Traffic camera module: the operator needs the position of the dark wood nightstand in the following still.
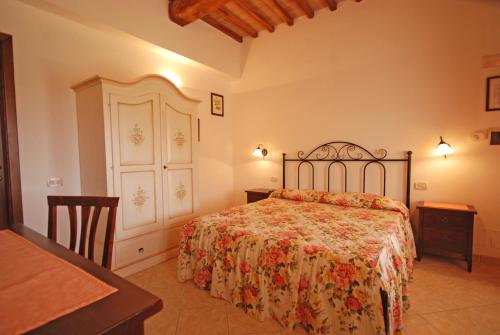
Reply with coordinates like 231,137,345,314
245,188,274,204
416,202,477,272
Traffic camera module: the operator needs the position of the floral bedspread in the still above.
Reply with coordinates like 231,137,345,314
178,190,416,335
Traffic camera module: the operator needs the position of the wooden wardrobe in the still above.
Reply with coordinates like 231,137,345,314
72,75,199,276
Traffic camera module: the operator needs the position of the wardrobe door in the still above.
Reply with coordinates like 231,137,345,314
110,93,163,240
161,99,197,227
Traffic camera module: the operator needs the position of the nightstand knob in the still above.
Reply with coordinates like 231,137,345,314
441,216,448,223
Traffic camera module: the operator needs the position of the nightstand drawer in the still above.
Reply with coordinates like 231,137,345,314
423,210,468,231
423,227,467,255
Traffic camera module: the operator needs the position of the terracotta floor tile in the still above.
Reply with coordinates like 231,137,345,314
226,305,282,335
401,312,442,335
181,281,228,309
409,284,462,314
128,265,185,308
421,305,500,335
177,306,228,335
468,304,500,332
144,304,180,335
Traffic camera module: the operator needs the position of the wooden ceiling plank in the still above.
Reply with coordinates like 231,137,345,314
169,0,231,26
262,0,294,26
293,0,314,18
217,7,259,38
323,0,338,11
232,0,275,32
201,15,243,42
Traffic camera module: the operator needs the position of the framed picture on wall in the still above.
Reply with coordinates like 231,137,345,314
211,93,224,117
486,76,500,111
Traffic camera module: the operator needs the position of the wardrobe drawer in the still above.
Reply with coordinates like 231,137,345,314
115,230,166,268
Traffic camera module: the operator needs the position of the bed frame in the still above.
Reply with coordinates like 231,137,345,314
282,141,413,334
282,141,412,207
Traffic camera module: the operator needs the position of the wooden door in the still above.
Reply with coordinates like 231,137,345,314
0,49,8,227
110,93,163,240
161,99,197,227
0,33,22,228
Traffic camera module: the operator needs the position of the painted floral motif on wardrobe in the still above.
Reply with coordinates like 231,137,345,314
132,186,149,207
176,182,187,201
128,123,145,145
174,129,186,147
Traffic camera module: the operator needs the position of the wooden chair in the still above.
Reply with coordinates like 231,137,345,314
47,196,119,269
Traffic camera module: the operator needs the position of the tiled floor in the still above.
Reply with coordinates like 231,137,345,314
127,256,500,335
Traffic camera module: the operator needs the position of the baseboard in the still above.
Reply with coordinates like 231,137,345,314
473,254,500,266
113,247,179,277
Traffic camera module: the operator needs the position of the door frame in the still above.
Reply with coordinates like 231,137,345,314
0,33,23,225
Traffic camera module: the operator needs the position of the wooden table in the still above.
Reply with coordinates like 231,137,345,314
3,224,163,334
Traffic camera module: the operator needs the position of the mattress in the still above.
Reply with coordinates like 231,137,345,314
178,189,416,334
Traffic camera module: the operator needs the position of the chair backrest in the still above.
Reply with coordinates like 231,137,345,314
47,196,119,269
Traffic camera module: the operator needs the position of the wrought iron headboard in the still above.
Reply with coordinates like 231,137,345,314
282,141,413,208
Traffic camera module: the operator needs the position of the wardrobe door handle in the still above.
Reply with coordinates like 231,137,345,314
163,165,167,170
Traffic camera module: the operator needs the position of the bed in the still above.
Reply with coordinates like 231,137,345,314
178,142,416,335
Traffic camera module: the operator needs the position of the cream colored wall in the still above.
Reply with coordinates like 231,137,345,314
0,0,234,237
232,0,500,257
18,0,243,77
3,0,500,259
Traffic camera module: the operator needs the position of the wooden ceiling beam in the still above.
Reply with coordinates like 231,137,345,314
217,7,259,38
262,0,294,26
201,15,243,42
293,0,314,18
323,0,338,11
483,54,500,68
232,0,275,33
169,0,231,26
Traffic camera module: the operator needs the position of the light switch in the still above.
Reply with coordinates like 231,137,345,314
414,181,428,191
47,177,63,187
270,176,278,183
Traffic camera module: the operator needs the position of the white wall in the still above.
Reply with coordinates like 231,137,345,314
232,0,500,257
0,0,234,236
18,0,243,77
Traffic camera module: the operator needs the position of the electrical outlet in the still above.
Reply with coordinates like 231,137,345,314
270,176,278,183
414,181,428,191
47,177,63,187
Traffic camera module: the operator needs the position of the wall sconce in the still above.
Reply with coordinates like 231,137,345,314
252,144,268,158
435,136,455,158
